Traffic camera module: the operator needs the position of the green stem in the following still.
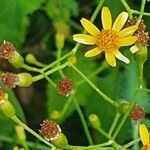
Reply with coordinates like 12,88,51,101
70,64,119,108
73,97,93,145
77,61,108,86
57,48,65,77
123,138,140,149
21,64,42,73
138,0,147,21
112,88,141,140
59,93,75,121
90,0,105,22
132,10,150,16
132,121,140,150
68,20,83,31
94,127,122,149
45,76,56,88
42,51,73,71
108,112,121,136
120,0,132,17
142,88,150,92
0,135,50,150
10,115,55,148
32,63,68,82
34,61,46,67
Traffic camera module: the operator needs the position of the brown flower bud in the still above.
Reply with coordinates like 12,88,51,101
39,120,61,141
57,78,73,96
0,41,16,59
129,105,145,121
1,72,19,88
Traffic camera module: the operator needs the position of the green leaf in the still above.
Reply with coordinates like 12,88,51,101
44,0,79,22
0,0,44,47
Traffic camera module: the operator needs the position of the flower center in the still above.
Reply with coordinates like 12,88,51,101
142,144,150,150
96,30,119,52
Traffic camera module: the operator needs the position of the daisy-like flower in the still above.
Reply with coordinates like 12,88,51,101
73,7,138,67
139,124,150,150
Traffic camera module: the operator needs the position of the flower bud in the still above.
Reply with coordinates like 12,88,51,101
50,110,60,120
0,41,24,68
1,72,33,88
129,105,145,121
17,73,33,87
0,88,15,118
68,55,77,66
15,125,26,143
134,47,148,65
25,53,37,64
57,78,73,96
118,101,129,114
51,132,68,149
55,34,64,50
9,51,24,68
88,114,101,129
0,99,15,118
39,120,68,149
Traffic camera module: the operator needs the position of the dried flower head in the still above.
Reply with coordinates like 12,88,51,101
127,17,149,53
73,7,138,67
39,120,61,141
0,41,16,60
57,78,73,96
1,72,19,88
129,105,145,121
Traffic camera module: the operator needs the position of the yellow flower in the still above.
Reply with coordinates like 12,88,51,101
139,124,150,150
73,7,138,67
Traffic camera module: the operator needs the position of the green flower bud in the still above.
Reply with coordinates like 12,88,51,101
9,51,24,68
15,125,26,143
50,110,60,120
25,54,37,64
55,34,65,50
17,73,33,87
134,47,148,65
51,133,68,149
0,99,15,118
89,114,101,129
118,101,129,114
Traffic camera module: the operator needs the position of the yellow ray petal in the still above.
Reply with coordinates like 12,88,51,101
113,49,130,64
118,25,138,38
130,45,139,53
80,18,100,36
101,7,112,30
105,52,116,67
139,124,150,145
118,36,137,46
112,12,128,32
73,34,96,45
85,47,102,57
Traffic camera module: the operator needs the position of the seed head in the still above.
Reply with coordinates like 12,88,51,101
1,72,19,88
127,17,149,48
0,41,16,60
129,105,145,121
57,78,73,96
39,120,61,141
